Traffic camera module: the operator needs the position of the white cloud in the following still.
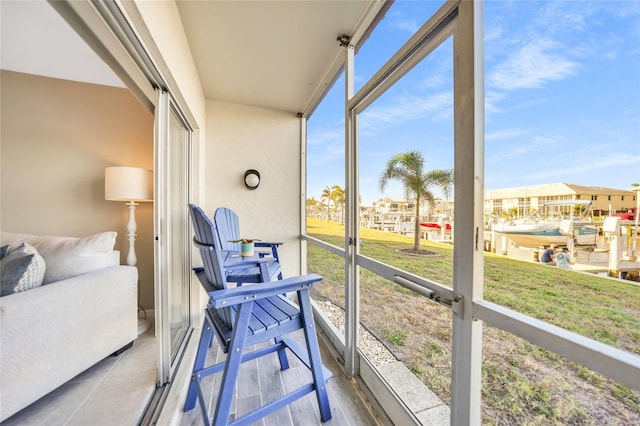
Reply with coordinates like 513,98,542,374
521,153,640,182
307,141,344,165
490,143,538,161
307,126,341,146
307,125,345,165
387,10,420,35
535,2,588,33
485,128,527,142
359,91,452,136
488,39,580,91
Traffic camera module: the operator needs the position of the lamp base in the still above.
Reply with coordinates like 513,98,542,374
138,318,151,335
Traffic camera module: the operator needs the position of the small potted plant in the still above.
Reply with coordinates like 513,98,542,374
229,238,261,257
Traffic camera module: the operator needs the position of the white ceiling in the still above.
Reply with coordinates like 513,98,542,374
176,1,382,113
1,0,384,114
0,0,124,88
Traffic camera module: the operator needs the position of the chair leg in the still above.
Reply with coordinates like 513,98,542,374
297,290,332,422
274,336,290,370
184,318,214,412
212,301,254,426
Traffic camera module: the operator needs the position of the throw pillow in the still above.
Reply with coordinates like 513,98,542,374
0,243,46,296
0,231,117,284
0,244,9,259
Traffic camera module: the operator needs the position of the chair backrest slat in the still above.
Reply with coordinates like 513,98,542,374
188,204,234,327
214,207,241,252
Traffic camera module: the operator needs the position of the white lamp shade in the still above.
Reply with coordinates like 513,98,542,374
105,166,153,202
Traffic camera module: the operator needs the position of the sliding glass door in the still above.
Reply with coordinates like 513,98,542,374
154,89,192,383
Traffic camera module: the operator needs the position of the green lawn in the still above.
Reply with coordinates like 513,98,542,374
306,217,640,425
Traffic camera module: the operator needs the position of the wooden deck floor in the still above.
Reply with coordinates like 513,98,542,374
177,329,383,426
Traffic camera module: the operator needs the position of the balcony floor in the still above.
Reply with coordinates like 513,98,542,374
178,328,383,425
1,326,383,426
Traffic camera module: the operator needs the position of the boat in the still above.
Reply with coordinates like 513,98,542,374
612,207,637,221
420,222,452,230
492,219,598,247
492,200,598,247
492,219,564,247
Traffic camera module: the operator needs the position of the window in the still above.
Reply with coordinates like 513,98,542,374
305,1,639,423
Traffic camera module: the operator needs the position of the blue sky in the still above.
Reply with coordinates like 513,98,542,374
307,1,640,206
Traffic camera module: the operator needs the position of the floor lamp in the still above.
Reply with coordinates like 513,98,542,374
105,166,153,335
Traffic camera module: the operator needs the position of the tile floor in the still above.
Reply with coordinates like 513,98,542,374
2,327,383,426
1,328,157,426
178,329,382,426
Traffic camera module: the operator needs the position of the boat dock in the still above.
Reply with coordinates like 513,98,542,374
571,260,640,276
485,216,640,281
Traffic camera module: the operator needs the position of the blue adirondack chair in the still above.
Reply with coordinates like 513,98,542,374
214,207,283,280
184,204,332,425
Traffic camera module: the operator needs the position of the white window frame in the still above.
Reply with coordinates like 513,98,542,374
303,1,640,424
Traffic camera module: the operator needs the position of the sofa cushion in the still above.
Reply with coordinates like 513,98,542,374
0,232,118,284
0,243,46,296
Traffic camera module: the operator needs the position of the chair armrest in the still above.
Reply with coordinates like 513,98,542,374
222,256,273,269
192,255,274,272
219,249,273,266
209,274,322,308
254,241,283,247
254,242,283,260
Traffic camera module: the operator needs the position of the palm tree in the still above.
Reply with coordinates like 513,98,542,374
320,186,334,221
306,197,319,216
379,150,453,252
440,169,454,216
331,185,345,224
320,185,346,222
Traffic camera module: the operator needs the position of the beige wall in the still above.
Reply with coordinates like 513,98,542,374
133,0,206,129
206,100,302,276
0,70,155,310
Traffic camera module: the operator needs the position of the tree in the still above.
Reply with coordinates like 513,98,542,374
320,186,334,221
321,185,346,222
306,197,319,216
379,150,453,252
331,185,345,224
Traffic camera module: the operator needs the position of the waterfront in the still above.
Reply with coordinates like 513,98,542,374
488,231,640,282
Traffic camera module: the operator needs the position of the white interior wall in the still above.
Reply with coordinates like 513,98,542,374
205,100,302,276
0,70,155,310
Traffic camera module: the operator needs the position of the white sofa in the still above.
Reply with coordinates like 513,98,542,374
0,231,138,422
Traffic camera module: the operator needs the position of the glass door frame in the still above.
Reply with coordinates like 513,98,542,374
154,88,194,384
346,2,483,423
303,1,484,423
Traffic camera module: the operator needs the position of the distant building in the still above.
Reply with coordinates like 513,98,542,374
485,183,637,218
373,197,454,217
373,198,415,213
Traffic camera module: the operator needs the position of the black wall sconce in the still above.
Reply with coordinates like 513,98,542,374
244,169,260,190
